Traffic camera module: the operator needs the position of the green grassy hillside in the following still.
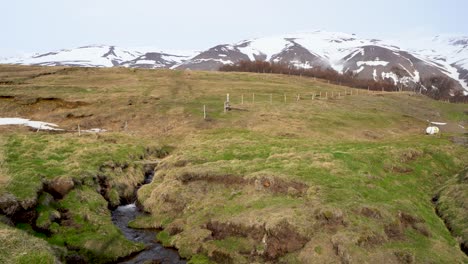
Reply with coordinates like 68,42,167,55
0,65,466,263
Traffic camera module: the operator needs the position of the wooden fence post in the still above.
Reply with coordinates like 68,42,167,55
203,105,206,120
78,124,81,136
253,93,255,104
241,94,244,105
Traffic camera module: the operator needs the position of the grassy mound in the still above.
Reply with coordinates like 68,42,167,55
0,222,57,264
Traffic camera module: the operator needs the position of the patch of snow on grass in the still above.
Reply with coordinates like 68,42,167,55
0,118,62,130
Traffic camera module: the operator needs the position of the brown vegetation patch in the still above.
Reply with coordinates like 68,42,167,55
65,113,94,119
0,193,20,216
7,96,89,108
206,221,265,241
384,164,414,174
166,219,185,236
177,172,309,196
254,177,308,196
315,208,347,229
394,250,415,264
360,206,382,219
206,220,308,260
392,166,414,174
331,236,352,264
58,208,80,228
384,220,405,240
177,172,247,186
44,177,75,199
400,149,423,163
398,212,423,229
210,249,234,264
385,212,431,240
356,231,386,247
263,220,309,260
362,130,383,140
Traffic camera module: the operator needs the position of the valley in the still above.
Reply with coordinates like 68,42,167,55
0,65,467,263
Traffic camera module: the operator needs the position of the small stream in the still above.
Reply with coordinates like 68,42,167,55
111,170,186,264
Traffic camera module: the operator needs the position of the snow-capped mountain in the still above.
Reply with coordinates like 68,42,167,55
175,31,468,93
412,35,468,91
0,45,196,69
1,31,467,93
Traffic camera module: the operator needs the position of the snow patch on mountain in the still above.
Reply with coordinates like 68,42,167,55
403,35,468,92
357,61,389,67
1,45,197,69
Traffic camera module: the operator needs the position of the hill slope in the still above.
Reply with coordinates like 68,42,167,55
0,65,467,263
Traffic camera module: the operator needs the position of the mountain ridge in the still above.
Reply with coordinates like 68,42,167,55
2,31,467,94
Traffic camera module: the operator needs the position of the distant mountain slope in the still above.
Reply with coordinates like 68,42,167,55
414,35,468,91
1,31,467,94
0,45,195,69
175,32,468,93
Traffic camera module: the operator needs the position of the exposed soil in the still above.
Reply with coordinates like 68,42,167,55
206,219,308,260
384,211,431,240
263,220,309,260
206,221,265,241
360,206,382,219
0,96,89,108
177,172,308,196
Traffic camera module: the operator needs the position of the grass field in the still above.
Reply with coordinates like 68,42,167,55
0,65,466,263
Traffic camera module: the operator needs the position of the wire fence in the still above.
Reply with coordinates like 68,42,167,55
202,88,408,119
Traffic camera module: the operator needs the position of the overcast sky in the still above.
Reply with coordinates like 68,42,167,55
2,0,467,57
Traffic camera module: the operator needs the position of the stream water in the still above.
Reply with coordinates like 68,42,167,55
111,170,186,264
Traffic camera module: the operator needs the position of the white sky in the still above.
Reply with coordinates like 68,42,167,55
2,0,467,57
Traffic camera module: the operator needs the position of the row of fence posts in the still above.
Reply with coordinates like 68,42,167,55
201,87,462,120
